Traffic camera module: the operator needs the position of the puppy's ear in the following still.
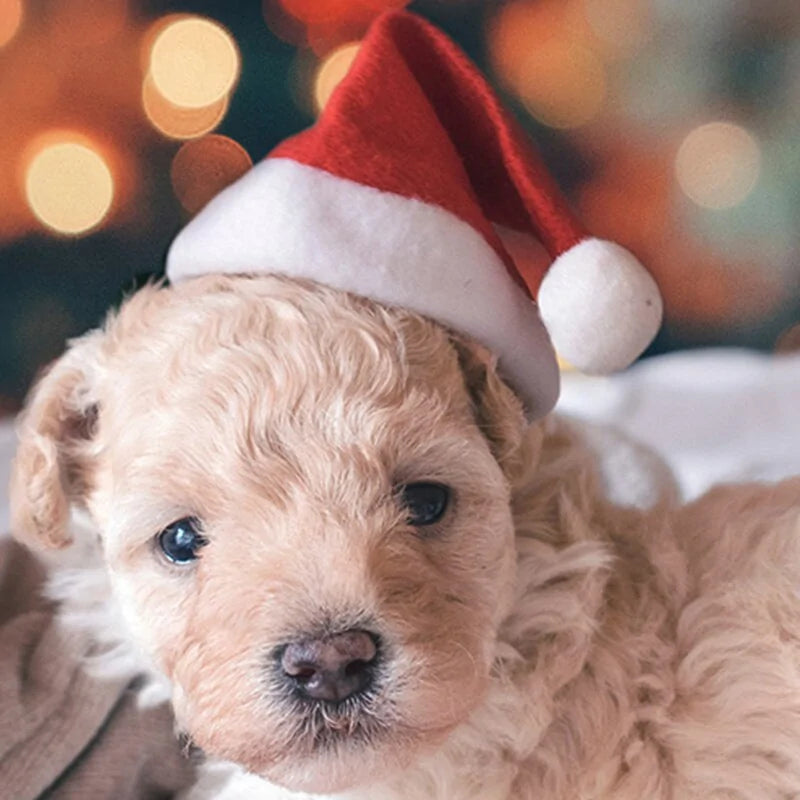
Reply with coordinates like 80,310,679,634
10,331,104,551
451,335,528,471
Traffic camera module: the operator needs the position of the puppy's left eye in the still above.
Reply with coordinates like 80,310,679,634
400,482,450,526
157,517,207,565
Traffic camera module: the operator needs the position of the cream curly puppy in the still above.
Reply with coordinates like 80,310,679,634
10,274,800,799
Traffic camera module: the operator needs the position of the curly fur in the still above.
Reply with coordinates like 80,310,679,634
10,275,800,799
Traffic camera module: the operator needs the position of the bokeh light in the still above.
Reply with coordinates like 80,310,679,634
25,138,114,235
489,0,565,92
46,0,127,48
314,42,359,112
0,41,61,111
170,134,252,215
675,122,761,210
517,41,607,129
488,0,606,129
140,13,189,72
280,0,354,26
142,74,229,140
265,0,408,54
150,17,239,109
582,0,652,58
0,0,22,48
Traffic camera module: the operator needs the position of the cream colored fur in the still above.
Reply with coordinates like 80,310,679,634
10,275,800,799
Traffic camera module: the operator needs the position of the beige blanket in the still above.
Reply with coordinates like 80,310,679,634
0,538,195,799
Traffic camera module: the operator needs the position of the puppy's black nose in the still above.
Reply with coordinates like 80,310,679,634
280,630,378,703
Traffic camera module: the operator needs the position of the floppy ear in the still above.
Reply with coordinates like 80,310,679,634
10,331,104,551
450,335,530,474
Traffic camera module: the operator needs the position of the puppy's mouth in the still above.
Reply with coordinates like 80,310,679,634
294,693,389,750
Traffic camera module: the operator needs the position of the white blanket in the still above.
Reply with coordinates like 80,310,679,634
558,348,800,500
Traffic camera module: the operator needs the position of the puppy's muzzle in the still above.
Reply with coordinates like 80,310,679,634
279,630,380,703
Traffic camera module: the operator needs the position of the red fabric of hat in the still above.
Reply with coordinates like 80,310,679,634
273,11,588,292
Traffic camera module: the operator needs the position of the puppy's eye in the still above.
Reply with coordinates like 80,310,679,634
157,518,207,565
400,482,450,526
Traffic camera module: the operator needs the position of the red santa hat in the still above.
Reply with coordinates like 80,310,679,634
166,10,662,419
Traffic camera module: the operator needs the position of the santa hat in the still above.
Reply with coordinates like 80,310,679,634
166,10,662,419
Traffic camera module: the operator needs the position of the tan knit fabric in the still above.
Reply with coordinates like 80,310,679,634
0,539,195,799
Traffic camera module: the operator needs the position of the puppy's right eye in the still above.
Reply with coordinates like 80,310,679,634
157,518,207,565
400,482,450,527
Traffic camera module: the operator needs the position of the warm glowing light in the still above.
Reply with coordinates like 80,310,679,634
142,74,229,140
488,1,606,128
279,0,352,25
171,134,252,215
46,0,126,48
489,1,598,89
1,45,61,111
517,41,607,129
675,122,760,210
582,0,652,57
0,0,22,48
489,0,563,91
140,14,189,72
25,139,114,235
150,17,239,109
314,42,359,112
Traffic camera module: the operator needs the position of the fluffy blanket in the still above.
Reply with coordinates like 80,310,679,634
0,536,195,798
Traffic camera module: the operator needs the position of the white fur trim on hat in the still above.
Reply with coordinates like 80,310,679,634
166,158,560,417
537,239,663,374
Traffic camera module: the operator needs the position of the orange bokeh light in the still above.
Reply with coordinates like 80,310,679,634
46,0,127,48
580,145,673,248
140,13,190,73
280,0,353,25
582,0,652,58
265,0,407,53
0,38,62,112
142,74,229,140
24,134,115,235
675,122,761,210
170,134,252,215
488,0,606,128
489,0,582,89
578,141,778,325
0,138,31,241
0,0,22,48
314,42,359,112
149,16,239,109
0,2,145,240
520,40,606,129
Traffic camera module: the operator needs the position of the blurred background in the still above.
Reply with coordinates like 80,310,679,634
0,0,798,410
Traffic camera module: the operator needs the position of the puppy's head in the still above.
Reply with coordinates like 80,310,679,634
11,274,528,793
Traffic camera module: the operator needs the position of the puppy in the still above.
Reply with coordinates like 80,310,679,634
10,274,800,799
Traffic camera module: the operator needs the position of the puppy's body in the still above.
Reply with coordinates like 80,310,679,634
11,276,800,799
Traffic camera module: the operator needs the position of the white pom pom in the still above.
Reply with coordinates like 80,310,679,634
538,238,662,374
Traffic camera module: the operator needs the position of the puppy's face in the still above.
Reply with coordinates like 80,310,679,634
11,276,525,793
